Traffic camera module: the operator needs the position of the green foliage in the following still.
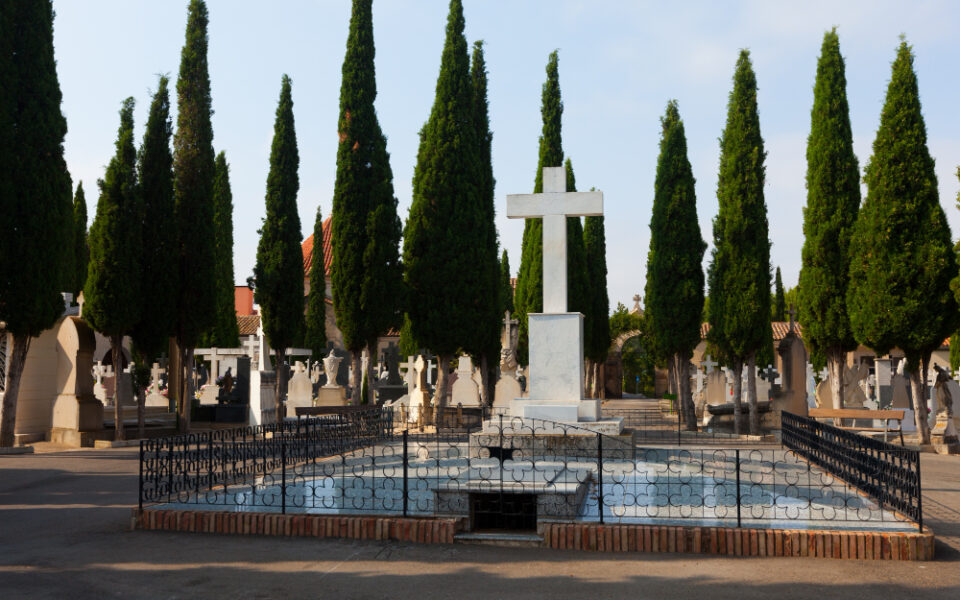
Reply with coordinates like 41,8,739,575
515,50,563,365
499,250,514,315
609,302,642,339
621,336,655,397
707,50,771,363
464,39,501,361
0,0,73,337
254,75,304,354
403,0,480,358
305,207,328,361
564,158,589,327
849,40,957,360
207,151,239,347
85,98,142,338
950,333,960,375
133,76,178,359
799,29,861,362
331,0,402,354
584,214,610,362
173,0,217,348
72,183,89,300
398,314,419,358
772,267,786,321
644,101,706,364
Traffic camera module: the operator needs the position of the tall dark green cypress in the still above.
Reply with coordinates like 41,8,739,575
799,30,861,412
85,98,141,441
254,75,304,422
403,0,478,408
305,206,327,361
134,76,178,361
583,213,610,398
644,101,705,429
467,39,500,405
564,158,589,321
499,250,514,315
207,151,239,347
332,0,402,404
514,50,564,366
173,0,216,431
707,50,771,435
773,267,786,321
849,39,956,443
0,1,74,447
72,182,89,300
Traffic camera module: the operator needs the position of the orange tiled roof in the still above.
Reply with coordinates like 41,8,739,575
700,321,804,341
237,314,260,336
302,216,333,278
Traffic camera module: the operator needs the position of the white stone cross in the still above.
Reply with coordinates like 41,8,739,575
506,166,603,312
701,355,718,374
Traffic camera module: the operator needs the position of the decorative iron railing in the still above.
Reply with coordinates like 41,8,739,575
781,411,922,530
139,409,918,531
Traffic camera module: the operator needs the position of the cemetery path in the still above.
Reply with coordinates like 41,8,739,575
0,446,958,599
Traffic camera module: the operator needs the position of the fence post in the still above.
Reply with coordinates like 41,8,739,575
207,432,214,490
677,399,682,446
403,429,409,517
735,449,741,528
281,435,287,515
916,451,923,532
167,437,174,504
138,440,144,511
597,432,604,525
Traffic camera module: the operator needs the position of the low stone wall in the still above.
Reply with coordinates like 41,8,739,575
133,509,465,544
537,521,935,561
133,508,934,561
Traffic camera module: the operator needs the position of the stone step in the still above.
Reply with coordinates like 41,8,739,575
453,532,543,548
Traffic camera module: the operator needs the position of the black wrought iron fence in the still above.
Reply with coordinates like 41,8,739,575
781,411,922,530
601,406,779,446
139,410,917,531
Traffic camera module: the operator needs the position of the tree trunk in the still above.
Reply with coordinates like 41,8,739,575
275,347,287,422
747,352,759,435
365,344,376,405
827,348,845,414
350,350,362,406
0,334,31,448
434,354,451,412
732,359,743,436
678,353,697,431
583,359,593,399
178,346,193,434
112,335,125,441
596,361,605,400
908,362,931,445
168,337,181,415
666,360,676,398
479,354,490,407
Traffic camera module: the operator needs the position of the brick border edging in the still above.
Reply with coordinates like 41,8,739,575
132,509,934,561
537,522,935,561
132,509,465,545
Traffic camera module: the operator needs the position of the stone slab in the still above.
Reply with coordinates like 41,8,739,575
527,313,584,403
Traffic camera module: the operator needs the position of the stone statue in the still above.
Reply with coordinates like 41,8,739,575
933,364,954,418
322,349,343,389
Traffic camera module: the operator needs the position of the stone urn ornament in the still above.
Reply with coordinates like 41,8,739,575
322,349,343,389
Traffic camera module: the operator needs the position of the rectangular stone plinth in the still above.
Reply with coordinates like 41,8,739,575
510,398,602,423
528,313,583,402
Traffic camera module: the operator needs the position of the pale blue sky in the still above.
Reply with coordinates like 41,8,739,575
53,0,960,312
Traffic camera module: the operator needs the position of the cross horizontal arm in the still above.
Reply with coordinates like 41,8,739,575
505,192,603,219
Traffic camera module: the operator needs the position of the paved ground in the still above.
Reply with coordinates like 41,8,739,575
0,444,958,600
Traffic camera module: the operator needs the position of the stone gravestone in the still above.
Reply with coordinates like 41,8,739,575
930,365,959,454
874,357,893,409
504,167,620,432
286,361,314,417
386,356,421,423
451,356,481,408
377,343,407,404
494,312,522,410
145,362,168,408
51,317,104,446
316,350,347,406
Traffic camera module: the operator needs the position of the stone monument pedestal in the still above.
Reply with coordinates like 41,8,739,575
316,386,347,406
931,415,960,455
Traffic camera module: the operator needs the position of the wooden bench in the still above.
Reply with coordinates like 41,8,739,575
807,408,906,445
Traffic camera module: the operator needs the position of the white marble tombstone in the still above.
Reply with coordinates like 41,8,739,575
286,361,314,417
451,356,481,407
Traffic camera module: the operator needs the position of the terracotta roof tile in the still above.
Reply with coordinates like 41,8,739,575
237,314,260,336
302,215,333,278
700,321,803,341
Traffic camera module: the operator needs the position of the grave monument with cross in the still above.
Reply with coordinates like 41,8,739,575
504,166,623,433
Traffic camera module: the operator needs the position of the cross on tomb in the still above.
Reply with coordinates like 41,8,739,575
786,305,797,333
502,310,518,345
701,355,718,374
150,363,163,387
760,364,780,385
506,167,603,313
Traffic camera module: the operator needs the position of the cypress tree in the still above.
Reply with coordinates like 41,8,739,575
514,50,563,366
206,151,239,347
799,29,861,413
849,39,956,443
72,182,89,300
500,250,514,315
644,101,706,430
707,50,771,435
134,76,178,361
772,267,786,321
0,1,74,447
61,173,76,296
403,0,478,409
173,0,217,431
583,213,610,399
564,158,590,322
304,206,328,361
467,39,500,406
85,98,142,442
332,0,402,404
254,75,304,422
